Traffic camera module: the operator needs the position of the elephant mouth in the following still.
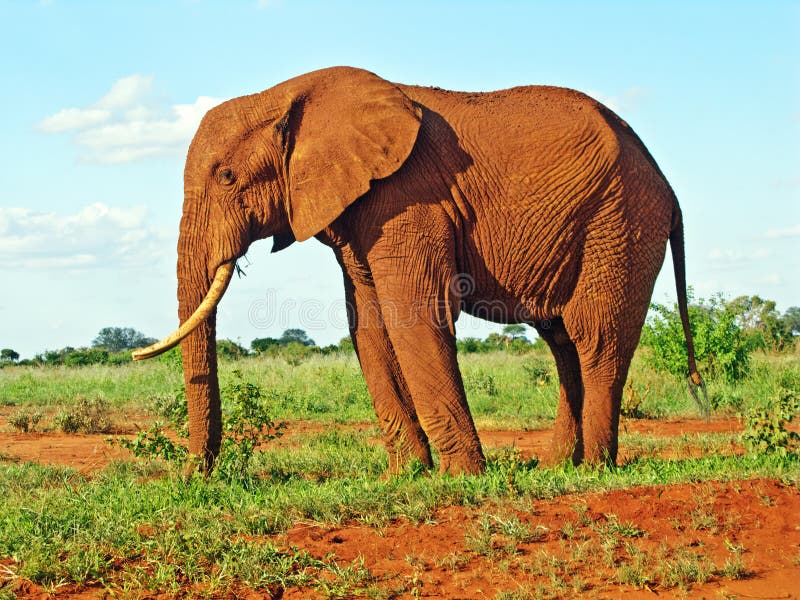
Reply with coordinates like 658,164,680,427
131,261,236,361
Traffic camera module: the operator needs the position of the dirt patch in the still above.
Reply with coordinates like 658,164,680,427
3,418,798,598
272,479,800,599
0,417,744,473
8,479,797,598
0,431,132,473
480,417,745,462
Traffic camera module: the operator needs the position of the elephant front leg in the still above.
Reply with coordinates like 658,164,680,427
366,209,485,475
380,315,485,474
345,274,433,474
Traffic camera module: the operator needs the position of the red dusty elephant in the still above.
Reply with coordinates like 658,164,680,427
134,67,703,475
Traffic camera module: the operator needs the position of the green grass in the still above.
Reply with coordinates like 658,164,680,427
0,437,798,592
3,348,797,424
1,347,799,595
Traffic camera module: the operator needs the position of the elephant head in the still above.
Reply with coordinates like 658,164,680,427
133,67,422,472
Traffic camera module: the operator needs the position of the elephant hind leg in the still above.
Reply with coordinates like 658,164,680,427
536,318,584,466
563,298,648,466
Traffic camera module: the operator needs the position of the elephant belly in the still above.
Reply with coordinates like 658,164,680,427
456,212,584,328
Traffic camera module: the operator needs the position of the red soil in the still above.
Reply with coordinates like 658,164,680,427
2,418,799,598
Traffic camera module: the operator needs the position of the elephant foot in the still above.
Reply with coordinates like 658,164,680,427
385,437,434,476
546,432,583,468
581,444,617,467
438,449,486,476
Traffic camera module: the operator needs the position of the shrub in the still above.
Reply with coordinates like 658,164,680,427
741,388,800,456
111,371,284,479
641,292,751,383
456,337,490,354
7,409,42,433
215,370,285,482
106,351,133,365
621,381,650,418
63,348,109,367
465,371,498,396
113,387,189,463
217,339,250,360
337,336,355,353
116,423,188,462
157,346,183,370
54,397,113,433
522,358,551,385
149,387,189,438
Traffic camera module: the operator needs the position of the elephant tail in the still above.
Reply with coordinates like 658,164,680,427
669,202,709,419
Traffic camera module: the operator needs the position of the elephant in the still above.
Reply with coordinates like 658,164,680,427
133,66,703,475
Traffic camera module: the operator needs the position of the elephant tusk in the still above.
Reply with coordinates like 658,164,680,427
132,261,235,361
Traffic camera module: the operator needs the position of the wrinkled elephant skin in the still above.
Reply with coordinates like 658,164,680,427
138,67,702,475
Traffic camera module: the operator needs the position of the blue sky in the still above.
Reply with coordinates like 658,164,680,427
1,1,798,358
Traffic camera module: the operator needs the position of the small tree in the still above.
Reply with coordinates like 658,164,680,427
92,327,156,352
280,328,316,347
641,292,750,383
502,324,528,341
726,295,791,352
0,348,19,363
780,306,800,337
251,337,282,354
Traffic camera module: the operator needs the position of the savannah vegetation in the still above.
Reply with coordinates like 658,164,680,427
1,294,798,597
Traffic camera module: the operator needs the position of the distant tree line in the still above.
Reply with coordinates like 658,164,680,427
1,295,797,369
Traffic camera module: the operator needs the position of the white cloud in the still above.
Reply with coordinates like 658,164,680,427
588,87,648,114
38,108,111,133
96,74,153,109
707,246,771,270
38,75,224,164
762,224,800,239
73,96,223,164
0,203,173,270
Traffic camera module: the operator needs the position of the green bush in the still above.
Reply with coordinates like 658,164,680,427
217,339,250,360
7,409,42,433
157,346,183,370
741,388,800,456
63,348,109,367
215,370,285,482
641,292,751,383
112,371,284,480
54,397,113,433
106,351,133,366
456,337,491,354
116,423,188,462
521,358,551,385
465,371,498,396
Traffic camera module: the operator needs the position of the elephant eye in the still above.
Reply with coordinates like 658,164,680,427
217,167,236,187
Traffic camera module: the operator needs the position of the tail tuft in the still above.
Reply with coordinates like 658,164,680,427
687,374,710,421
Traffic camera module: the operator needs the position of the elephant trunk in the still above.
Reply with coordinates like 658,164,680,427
132,222,236,473
175,233,231,473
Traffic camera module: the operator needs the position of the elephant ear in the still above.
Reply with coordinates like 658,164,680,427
279,67,422,242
